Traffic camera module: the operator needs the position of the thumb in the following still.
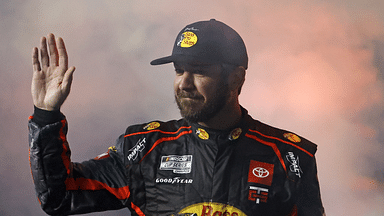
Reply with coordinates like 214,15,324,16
62,66,75,93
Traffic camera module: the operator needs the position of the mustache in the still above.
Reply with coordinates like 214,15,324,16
176,91,204,100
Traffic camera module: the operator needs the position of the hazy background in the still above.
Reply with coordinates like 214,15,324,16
1,0,384,215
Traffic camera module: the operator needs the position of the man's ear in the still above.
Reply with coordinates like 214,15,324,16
228,66,246,94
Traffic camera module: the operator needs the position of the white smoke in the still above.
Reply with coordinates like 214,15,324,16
0,0,383,215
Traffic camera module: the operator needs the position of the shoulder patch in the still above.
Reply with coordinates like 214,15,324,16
283,133,301,143
108,146,117,152
143,122,160,130
249,119,318,156
281,132,318,156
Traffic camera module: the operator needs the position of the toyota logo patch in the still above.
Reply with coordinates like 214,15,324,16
248,160,274,186
253,167,269,178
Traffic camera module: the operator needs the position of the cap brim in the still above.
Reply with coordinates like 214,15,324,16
150,56,174,65
150,54,221,66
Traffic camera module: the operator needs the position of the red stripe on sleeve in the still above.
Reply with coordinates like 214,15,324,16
248,129,314,157
245,133,287,173
125,126,192,137
139,130,192,163
65,177,130,200
131,202,146,216
59,119,71,175
286,204,298,216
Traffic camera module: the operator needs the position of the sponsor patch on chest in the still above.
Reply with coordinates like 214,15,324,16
247,160,274,204
127,138,146,161
247,160,274,186
159,155,193,174
286,151,303,178
176,202,247,216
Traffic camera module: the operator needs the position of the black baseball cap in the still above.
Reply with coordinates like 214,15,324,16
150,19,248,69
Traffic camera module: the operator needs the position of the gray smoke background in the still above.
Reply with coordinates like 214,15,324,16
1,0,383,215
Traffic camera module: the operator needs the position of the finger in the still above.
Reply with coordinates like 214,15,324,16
47,33,59,66
57,37,68,69
62,66,76,93
40,36,49,69
32,47,41,72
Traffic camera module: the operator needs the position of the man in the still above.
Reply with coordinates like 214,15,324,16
29,19,325,215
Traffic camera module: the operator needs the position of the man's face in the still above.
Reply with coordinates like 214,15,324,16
173,62,230,123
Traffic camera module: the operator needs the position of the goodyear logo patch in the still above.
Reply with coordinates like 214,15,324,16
177,202,246,216
283,133,301,143
177,31,198,48
196,128,209,140
160,155,192,174
144,122,160,130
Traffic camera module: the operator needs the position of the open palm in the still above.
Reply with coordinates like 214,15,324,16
31,33,75,111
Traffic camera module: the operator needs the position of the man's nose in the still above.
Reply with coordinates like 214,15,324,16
179,71,195,91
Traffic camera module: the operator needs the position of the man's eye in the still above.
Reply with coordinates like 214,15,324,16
194,70,207,75
175,69,184,74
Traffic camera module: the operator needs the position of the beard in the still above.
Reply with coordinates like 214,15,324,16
175,84,230,123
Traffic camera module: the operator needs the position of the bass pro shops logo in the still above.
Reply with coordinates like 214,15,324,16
176,202,246,216
177,31,198,48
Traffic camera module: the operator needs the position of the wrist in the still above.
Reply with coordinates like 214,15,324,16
32,106,64,126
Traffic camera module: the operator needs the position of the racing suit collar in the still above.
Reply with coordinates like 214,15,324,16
188,106,251,142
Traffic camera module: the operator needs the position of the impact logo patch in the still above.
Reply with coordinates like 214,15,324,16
160,155,192,174
286,151,303,178
248,160,274,186
127,138,146,161
177,31,198,48
283,133,301,143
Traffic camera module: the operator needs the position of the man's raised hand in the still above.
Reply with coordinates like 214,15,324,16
31,33,75,111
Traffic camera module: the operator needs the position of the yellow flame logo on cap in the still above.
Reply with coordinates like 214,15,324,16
178,31,198,48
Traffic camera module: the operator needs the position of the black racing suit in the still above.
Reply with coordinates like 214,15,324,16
28,107,325,216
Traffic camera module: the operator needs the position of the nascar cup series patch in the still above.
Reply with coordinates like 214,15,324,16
177,31,198,48
177,202,246,216
159,155,192,174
